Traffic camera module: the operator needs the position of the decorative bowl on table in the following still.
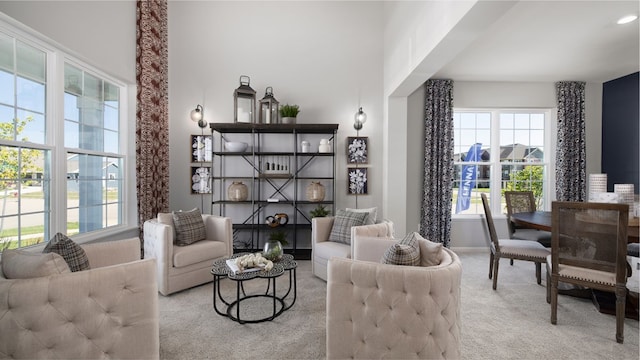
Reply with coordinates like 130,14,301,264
225,141,248,152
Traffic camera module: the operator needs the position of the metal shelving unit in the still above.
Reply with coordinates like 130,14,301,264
210,123,338,259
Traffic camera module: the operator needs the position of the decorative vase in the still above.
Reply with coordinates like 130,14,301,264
282,117,296,125
263,240,283,261
306,181,325,202
318,139,331,153
227,181,248,201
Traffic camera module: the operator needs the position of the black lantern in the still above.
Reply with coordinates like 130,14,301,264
233,75,256,123
259,86,280,124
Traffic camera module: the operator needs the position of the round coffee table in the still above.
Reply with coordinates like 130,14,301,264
211,253,297,324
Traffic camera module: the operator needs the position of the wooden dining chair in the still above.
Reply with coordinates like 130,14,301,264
548,201,629,343
480,193,551,290
504,191,552,247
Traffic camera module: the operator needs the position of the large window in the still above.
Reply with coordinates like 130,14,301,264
0,25,126,251
452,109,551,216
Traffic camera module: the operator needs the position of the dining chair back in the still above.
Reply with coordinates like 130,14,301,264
505,190,552,247
549,201,629,343
480,193,550,290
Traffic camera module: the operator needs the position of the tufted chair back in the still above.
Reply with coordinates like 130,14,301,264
0,238,159,359
326,245,462,359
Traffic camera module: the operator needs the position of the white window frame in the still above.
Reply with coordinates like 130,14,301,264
0,15,131,247
452,108,555,217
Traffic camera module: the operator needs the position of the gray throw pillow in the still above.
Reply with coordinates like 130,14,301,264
43,233,91,272
381,232,421,266
173,208,207,246
328,209,369,245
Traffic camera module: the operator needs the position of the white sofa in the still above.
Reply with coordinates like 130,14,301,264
326,231,462,359
311,217,394,281
0,237,159,359
143,213,233,295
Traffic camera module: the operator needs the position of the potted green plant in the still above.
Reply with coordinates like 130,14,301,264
279,104,300,124
310,205,330,218
263,229,288,261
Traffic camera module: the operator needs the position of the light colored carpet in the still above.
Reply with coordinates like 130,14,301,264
158,252,639,359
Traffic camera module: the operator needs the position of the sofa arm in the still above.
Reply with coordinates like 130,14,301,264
0,258,159,359
203,215,233,257
143,219,173,295
82,237,141,268
312,217,335,245
352,235,396,262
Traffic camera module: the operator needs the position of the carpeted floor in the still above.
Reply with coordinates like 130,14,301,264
158,251,639,359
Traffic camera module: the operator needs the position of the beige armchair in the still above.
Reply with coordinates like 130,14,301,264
144,213,233,295
326,228,462,359
311,217,393,281
0,237,159,359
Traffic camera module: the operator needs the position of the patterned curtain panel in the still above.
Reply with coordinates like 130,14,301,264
136,0,169,240
555,81,586,202
420,79,454,247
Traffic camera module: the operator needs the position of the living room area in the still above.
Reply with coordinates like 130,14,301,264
0,1,639,359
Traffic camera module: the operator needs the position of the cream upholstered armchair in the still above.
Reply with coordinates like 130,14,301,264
144,212,233,295
311,216,394,281
326,226,462,359
0,237,159,359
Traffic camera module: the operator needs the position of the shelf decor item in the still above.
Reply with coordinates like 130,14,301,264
310,205,330,218
279,104,300,124
259,86,279,124
227,181,248,201
306,181,326,202
234,75,256,123
318,138,331,153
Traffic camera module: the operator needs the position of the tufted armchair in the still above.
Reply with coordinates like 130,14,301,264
311,217,393,281
326,232,462,359
0,237,159,359
144,213,233,295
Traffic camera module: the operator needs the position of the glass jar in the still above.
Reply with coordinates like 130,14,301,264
227,181,248,201
263,240,283,261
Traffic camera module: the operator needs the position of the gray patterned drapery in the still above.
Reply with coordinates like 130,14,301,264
555,81,586,202
136,0,169,243
420,79,454,247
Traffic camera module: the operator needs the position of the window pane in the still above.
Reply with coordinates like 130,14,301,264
501,165,545,208
104,105,118,131
452,164,490,215
67,207,79,236
500,113,514,129
64,63,83,95
0,70,13,105
64,120,79,148
67,153,122,234
16,110,44,143
476,113,490,128
531,113,544,129
0,33,13,71
16,41,45,82
64,92,79,121
16,76,45,113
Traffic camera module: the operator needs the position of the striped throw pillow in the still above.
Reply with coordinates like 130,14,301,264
381,232,421,266
172,208,207,246
328,209,369,245
43,233,91,272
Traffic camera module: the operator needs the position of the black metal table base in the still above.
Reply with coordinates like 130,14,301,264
212,254,297,324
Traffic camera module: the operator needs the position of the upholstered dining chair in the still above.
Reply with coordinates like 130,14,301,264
548,201,629,343
480,193,550,290
504,191,552,247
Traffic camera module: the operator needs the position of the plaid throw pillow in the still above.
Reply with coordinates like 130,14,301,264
173,208,207,246
43,233,91,272
328,209,369,245
381,232,421,266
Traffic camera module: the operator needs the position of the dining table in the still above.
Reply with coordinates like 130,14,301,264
510,211,639,243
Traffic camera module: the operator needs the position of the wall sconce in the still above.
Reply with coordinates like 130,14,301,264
354,107,367,130
190,104,206,128
234,75,256,123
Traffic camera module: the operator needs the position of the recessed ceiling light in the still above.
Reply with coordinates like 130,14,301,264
617,15,638,25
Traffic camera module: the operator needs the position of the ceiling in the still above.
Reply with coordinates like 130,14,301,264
434,0,640,83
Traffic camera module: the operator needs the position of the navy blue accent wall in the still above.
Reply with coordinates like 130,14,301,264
602,72,639,193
